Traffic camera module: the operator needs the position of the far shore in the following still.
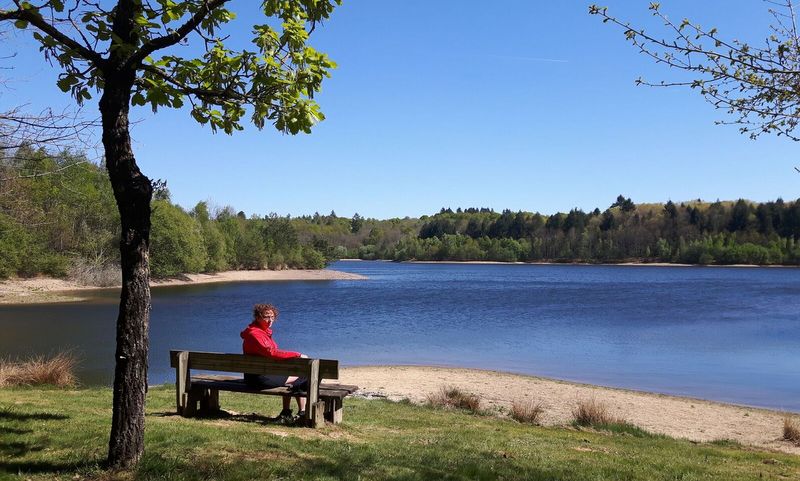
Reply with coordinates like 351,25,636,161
404,260,798,268
0,268,366,305
337,258,799,268
338,365,800,455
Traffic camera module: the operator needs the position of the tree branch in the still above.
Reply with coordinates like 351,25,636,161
129,0,230,67
1,6,104,66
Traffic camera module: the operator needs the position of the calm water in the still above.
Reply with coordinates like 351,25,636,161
1,261,799,411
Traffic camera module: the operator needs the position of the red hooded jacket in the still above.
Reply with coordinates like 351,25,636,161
240,322,301,360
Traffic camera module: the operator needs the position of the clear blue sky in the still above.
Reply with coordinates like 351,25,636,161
2,1,797,219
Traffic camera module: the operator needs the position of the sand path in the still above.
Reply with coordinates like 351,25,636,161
339,365,800,455
0,269,366,304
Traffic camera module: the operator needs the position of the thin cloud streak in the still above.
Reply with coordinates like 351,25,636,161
493,55,569,63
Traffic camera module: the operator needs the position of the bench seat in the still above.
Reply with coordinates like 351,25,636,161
170,350,358,427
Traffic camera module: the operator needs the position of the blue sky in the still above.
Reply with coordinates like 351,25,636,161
2,1,797,219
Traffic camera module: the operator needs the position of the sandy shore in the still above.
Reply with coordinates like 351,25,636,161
0,269,366,304
338,365,800,455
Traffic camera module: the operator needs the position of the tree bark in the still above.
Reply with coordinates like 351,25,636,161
101,69,153,469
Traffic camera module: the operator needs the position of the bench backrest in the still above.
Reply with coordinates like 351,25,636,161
168,350,340,380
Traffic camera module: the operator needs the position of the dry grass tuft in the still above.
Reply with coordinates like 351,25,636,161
510,400,545,425
784,417,800,446
426,386,481,412
0,352,78,388
571,398,618,426
69,258,120,287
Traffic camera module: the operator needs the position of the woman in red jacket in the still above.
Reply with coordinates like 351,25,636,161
241,303,308,422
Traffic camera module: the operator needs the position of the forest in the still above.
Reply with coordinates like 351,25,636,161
3,148,800,285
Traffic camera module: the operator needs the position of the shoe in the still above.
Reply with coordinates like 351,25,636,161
293,411,306,426
276,409,293,424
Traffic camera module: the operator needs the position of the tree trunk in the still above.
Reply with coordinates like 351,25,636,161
101,72,153,469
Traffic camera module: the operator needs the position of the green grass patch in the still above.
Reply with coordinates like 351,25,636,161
0,385,799,480
588,421,662,439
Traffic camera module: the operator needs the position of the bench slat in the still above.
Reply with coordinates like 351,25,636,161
169,350,339,379
190,376,358,398
192,379,293,395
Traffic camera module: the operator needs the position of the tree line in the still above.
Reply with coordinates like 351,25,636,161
0,147,327,282
311,196,800,266
4,149,800,282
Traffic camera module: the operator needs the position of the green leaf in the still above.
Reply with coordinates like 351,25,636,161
14,19,29,29
131,92,146,106
56,75,78,92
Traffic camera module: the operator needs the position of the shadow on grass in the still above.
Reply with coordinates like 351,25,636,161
0,459,103,475
150,409,304,427
0,410,68,421
0,441,44,457
0,407,77,474
0,426,31,435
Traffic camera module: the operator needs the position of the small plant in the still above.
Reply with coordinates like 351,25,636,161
510,400,545,425
784,417,800,446
426,386,481,412
69,258,120,287
710,439,743,448
571,398,617,427
0,352,78,388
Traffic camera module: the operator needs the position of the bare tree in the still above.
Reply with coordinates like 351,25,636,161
0,106,97,154
1,29,98,169
590,1,800,141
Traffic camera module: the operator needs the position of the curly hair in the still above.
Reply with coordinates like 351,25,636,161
253,303,279,320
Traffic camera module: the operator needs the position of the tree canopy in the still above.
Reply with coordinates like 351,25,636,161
2,0,338,134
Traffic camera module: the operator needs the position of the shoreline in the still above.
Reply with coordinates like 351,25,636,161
0,268,366,305
338,365,800,455
402,260,798,268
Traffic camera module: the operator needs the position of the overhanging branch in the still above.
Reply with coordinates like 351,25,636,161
129,0,231,67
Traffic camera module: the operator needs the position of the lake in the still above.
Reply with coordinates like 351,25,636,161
1,261,799,411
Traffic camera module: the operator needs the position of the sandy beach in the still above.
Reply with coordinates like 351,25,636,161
0,269,366,304
338,365,800,455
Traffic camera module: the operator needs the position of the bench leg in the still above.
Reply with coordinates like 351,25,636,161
199,388,220,416
331,397,343,424
323,397,344,424
310,400,326,428
183,386,203,417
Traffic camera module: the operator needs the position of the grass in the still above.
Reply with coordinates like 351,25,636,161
785,417,800,446
425,385,481,412
0,353,77,388
0,386,799,481
509,399,545,425
570,398,659,438
571,398,618,426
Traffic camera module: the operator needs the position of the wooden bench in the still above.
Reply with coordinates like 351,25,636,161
169,350,358,427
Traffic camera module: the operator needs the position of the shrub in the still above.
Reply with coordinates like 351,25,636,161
69,258,120,287
0,352,78,388
426,386,481,413
571,398,617,426
510,400,545,425
150,200,208,277
784,417,800,446
301,246,326,269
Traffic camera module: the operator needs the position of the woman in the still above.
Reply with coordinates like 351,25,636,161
240,303,308,422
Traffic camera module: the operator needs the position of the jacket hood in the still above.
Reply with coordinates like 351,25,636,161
241,322,272,339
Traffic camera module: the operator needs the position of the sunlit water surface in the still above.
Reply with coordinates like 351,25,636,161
1,261,798,411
